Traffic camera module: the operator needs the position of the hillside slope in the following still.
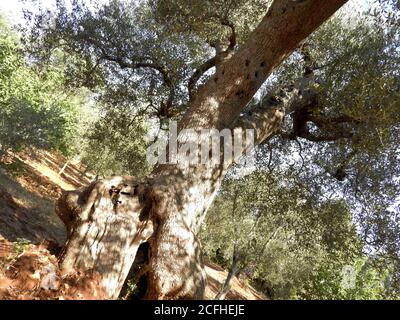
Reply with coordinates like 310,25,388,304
0,149,265,300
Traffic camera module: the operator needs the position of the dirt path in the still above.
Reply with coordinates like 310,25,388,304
0,149,92,243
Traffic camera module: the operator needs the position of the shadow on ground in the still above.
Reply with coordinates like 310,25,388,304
0,149,92,244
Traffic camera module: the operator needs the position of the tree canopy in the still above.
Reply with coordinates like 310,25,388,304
0,15,82,157
0,0,399,299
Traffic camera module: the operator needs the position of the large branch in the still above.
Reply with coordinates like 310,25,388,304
99,54,172,87
308,114,362,127
179,0,348,133
234,76,361,146
76,33,176,114
238,89,359,145
293,130,354,142
188,16,236,101
188,56,217,101
233,87,312,146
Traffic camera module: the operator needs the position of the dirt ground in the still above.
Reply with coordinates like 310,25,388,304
0,149,265,300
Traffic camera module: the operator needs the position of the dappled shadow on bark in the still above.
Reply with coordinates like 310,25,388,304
146,230,206,300
140,164,231,300
56,177,154,299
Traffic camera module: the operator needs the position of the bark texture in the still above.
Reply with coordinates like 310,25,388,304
57,177,154,299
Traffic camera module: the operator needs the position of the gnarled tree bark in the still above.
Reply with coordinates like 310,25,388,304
56,0,348,300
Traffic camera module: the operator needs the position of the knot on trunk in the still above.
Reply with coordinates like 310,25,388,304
54,176,157,299
55,177,152,236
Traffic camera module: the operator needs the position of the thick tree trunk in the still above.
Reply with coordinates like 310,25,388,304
215,267,238,300
56,177,154,299
144,0,348,300
56,0,348,300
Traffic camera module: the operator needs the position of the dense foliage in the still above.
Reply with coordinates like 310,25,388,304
0,16,81,157
0,13,150,176
201,171,392,299
80,109,151,177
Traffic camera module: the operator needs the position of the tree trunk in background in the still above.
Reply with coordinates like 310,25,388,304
56,0,348,300
215,246,241,300
215,266,239,300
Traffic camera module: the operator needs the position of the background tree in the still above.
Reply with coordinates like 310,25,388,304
201,171,393,299
0,15,82,158
251,3,400,295
79,106,151,177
